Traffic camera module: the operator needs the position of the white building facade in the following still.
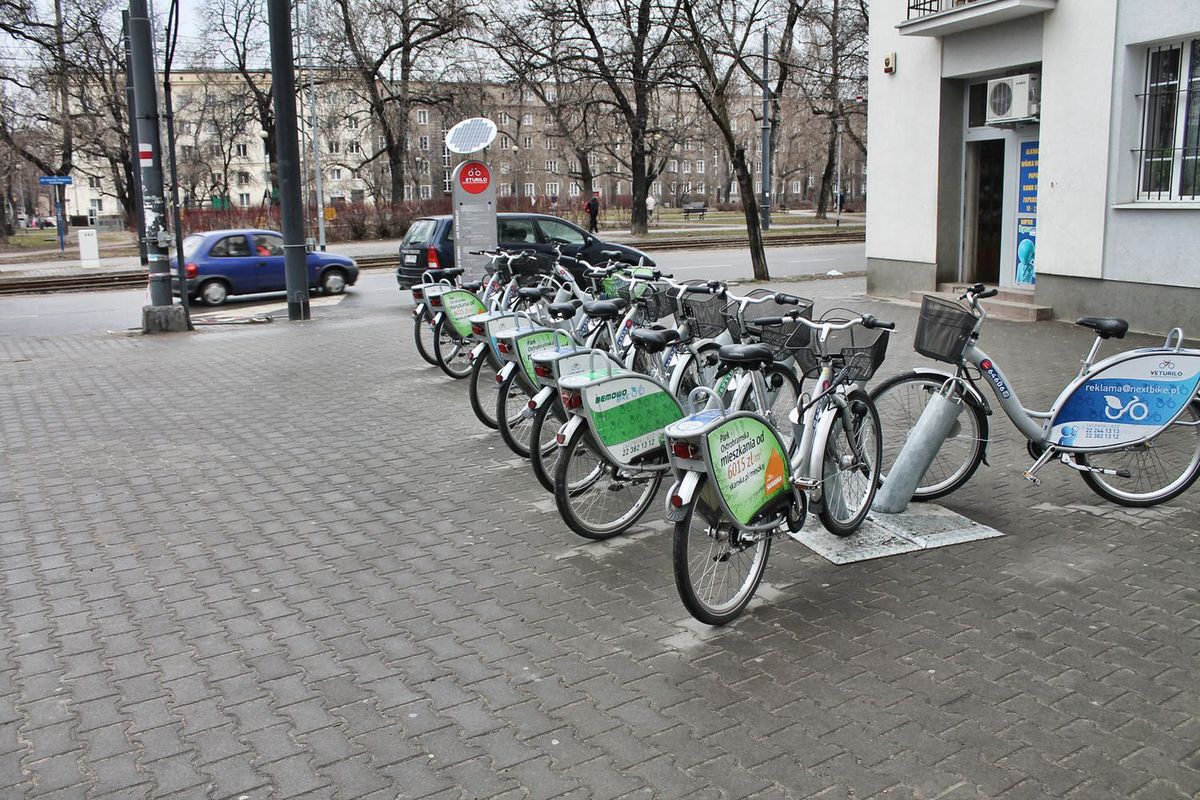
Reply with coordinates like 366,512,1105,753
866,0,1200,330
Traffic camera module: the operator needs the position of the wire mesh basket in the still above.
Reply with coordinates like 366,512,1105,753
618,281,672,324
668,284,727,340
721,290,815,357
789,324,890,382
914,295,977,364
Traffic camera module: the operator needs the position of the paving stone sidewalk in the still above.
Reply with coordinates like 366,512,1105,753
0,280,1196,799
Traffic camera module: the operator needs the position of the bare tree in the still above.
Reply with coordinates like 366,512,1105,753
327,0,472,203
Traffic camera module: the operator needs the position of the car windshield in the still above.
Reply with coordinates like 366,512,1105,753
182,234,204,260
402,219,438,246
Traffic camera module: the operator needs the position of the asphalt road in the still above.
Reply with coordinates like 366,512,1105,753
0,242,865,337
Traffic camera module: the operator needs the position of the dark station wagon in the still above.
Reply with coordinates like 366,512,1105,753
395,213,654,288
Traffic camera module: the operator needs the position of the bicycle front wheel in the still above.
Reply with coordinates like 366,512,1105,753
413,307,438,365
468,349,500,430
553,424,662,540
819,395,882,537
870,371,988,500
672,477,771,626
1077,400,1200,507
496,372,535,458
432,317,472,379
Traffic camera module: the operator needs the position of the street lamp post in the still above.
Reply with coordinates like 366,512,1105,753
834,119,844,229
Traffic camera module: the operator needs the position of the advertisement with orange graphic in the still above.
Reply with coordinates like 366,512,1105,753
706,416,791,525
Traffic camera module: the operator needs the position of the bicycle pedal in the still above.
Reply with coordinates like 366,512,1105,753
1021,471,1041,486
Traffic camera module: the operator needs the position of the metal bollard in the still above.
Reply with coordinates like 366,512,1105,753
872,389,964,514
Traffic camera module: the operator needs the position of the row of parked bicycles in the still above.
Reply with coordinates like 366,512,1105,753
408,248,1200,625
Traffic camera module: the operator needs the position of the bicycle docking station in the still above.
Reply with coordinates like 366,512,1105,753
873,383,966,514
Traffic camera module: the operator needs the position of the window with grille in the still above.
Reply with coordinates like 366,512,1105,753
1137,40,1200,200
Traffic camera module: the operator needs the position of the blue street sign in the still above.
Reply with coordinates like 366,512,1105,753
38,175,73,186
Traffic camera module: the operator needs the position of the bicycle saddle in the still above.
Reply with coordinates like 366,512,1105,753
461,281,483,293
548,301,581,320
424,268,464,281
581,299,628,320
1076,317,1128,340
630,327,681,353
717,343,774,367
518,286,555,300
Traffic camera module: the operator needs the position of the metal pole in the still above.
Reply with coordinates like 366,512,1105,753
128,0,172,306
760,29,771,231
122,12,147,266
834,120,843,228
55,185,65,252
161,5,192,328
304,0,326,250
266,0,310,320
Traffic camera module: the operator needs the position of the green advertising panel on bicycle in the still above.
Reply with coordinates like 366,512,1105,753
705,415,792,526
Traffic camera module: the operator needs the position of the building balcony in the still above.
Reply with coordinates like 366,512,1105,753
900,0,1055,37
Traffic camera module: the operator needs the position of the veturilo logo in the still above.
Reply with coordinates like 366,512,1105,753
1151,360,1184,378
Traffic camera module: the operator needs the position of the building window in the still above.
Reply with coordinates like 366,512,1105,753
545,181,559,196
417,109,429,125
238,192,250,208
211,172,223,185
545,160,558,173
178,121,192,135
235,143,248,157
668,159,678,173
89,198,103,214
522,135,533,150
682,160,691,173
442,146,451,168
500,162,510,174
791,180,802,194
522,112,533,125
1138,40,1200,200
87,176,102,189
420,184,431,199
237,171,250,185
404,185,414,200
443,173,452,193
328,140,340,154
347,140,361,154
499,184,512,197
499,135,511,150
695,160,705,174
524,182,536,197
418,135,430,151
207,121,218,134
347,117,359,129
329,168,342,180
568,182,580,197
499,111,510,125
208,144,221,157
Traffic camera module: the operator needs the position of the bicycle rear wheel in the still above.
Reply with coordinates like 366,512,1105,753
553,424,662,540
413,307,437,365
819,395,882,537
870,371,988,500
496,372,535,458
468,349,500,429
1077,400,1200,507
432,317,472,379
672,477,771,626
530,398,567,493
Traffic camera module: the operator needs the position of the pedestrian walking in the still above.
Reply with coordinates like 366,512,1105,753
586,192,600,233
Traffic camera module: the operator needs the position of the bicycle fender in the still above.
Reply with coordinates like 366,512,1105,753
431,311,444,326
906,368,991,465
664,470,703,522
530,386,555,410
810,402,842,506
412,305,424,319
557,414,585,447
469,342,487,363
496,362,516,383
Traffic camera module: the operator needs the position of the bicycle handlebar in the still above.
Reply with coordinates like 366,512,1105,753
748,311,895,333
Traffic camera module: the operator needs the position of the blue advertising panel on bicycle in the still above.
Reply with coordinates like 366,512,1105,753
1050,352,1200,449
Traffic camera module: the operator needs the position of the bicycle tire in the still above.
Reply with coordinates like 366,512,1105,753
496,372,536,458
737,363,802,451
468,348,500,429
413,306,437,366
432,317,472,379
530,398,568,493
869,370,989,501
672,476,771,626
553,423,662,540
818,392,882,537
1076,399,1200,507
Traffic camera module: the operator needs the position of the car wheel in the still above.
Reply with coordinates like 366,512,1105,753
321,268,347,295
200,279,229,306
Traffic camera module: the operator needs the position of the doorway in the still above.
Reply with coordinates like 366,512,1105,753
964,139,1005,284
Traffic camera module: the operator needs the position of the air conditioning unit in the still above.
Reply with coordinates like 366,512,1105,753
985,74,1041,125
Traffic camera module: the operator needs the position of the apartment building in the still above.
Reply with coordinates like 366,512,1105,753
866,0,1199,329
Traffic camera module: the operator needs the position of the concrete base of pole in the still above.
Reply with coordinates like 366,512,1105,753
142,305,189,334
872,391,964,514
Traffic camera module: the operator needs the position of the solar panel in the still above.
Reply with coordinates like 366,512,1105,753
444,117,498,155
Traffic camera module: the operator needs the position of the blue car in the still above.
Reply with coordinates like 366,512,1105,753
171,229,359,306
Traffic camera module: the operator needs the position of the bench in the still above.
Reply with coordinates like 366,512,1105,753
681,202,708,221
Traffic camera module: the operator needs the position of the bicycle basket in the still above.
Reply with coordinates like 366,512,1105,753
914,295,976,364
790,324,890,382
722,290,815,357
621,281,672,324
672,285,726,340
